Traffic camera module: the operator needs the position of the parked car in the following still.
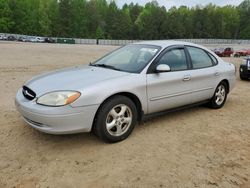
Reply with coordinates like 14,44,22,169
27,36,40,42
44,37,55,43
18,36,28,42
234,49,250,57
7,35,16,41
245,49,250,55
27,36,44,42
213,48,224,54
0,34,8,40
18,36,24,42
215,47,234,57
26,36,35,42
15,41,236,143
36,37,45,43
240,58,250,80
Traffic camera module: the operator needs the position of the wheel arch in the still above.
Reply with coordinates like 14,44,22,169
92,92,143,131
220,79,230,93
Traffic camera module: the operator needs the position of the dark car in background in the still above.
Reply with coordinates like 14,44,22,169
7,35,16,41
45,37,55,43
240,58,250,80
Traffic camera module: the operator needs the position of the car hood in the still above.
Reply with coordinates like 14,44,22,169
25,65,130,96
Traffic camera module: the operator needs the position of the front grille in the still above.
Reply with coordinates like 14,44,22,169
22,86,36,100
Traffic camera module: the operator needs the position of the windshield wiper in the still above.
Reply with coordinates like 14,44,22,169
89,63,121,71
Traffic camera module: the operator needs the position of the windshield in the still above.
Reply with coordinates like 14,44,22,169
91,44,161,73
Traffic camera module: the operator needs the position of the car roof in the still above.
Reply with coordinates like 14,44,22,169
134,40,205,49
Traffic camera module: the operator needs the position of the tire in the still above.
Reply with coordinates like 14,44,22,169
208,82,228,109
240,75,247,80
93,95,138,143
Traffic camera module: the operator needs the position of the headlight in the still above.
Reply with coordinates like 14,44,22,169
37,91,81,107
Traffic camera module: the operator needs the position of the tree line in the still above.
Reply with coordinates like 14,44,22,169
0,0,250,39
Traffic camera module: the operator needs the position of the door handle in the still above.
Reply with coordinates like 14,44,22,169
214,72,220,76
183,75,191,81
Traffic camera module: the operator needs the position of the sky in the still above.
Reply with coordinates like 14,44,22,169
116,0,243,8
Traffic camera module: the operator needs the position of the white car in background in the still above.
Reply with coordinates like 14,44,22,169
0,34,7,40
36,37,45,43
27,36,45,43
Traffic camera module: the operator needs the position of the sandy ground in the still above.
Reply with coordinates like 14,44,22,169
0,42,249,188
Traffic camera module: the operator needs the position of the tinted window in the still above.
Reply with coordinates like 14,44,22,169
157,48,188,71
187,47,213,69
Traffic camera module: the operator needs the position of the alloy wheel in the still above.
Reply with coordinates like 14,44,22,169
106,104,132,137
215,85,226,106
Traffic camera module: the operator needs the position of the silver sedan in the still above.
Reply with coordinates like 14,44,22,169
15,41,236,142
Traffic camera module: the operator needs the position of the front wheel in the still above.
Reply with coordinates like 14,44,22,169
93,95,137,143
240,75,248,80
208,82,228,109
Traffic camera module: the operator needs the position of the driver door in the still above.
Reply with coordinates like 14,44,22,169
146,47,193,114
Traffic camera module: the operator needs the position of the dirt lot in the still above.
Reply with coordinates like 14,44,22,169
0,42,249,188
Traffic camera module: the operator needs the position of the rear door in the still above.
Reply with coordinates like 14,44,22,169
185,46,220,103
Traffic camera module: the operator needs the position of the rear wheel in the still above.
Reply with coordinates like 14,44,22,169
208,82,228,109
93,95,137,143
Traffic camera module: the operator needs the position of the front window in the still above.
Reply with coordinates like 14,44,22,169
157,48,188,71
91,44,161,73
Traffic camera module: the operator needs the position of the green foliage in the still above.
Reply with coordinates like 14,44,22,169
238,0,250,38
38,0,52,36
105,1,131,39
0,0,250,39
70,0,87,38
0,0,13,32
96,25,104,38
136,1,166,39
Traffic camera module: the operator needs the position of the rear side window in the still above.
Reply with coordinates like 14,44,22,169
207,53,218,65
187,47,213,69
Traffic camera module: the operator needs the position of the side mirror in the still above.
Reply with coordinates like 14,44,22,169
155,64,171,73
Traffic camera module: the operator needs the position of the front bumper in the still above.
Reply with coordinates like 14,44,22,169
15,89,99,134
